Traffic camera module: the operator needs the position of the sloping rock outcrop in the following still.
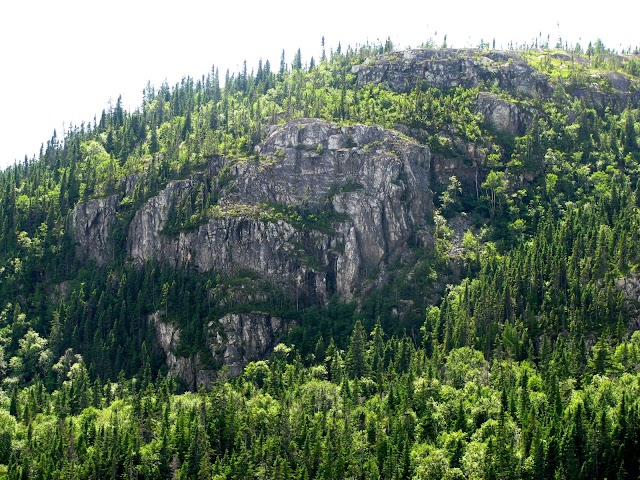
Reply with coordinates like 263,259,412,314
352,49,552,98
571,70,640,112
353,48,640,114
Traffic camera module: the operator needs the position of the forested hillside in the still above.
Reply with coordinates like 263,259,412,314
0,38,639,478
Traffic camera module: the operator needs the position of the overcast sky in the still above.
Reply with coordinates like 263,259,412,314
0,0,638,168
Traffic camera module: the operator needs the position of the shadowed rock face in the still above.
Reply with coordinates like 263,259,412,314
617,275,640,330
69,194,119,266
151,311,285,388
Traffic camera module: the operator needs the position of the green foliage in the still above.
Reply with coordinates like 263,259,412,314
0,321,638,479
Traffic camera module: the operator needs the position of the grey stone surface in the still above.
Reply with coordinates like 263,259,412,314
352,49,552,97
69,194,119,265
125,119,432,301
151,311,285,387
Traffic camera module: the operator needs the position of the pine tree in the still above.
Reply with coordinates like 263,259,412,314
346,321,369,379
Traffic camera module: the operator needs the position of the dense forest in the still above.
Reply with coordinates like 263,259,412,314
0,36,639,478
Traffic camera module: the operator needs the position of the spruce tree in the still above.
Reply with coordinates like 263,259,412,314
346,320,369,379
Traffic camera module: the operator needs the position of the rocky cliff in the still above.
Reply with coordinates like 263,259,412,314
69,118,433,381
69,194,119,266
124,118,432,302
151,311,285,388
352,49,552,98
353,48,640,116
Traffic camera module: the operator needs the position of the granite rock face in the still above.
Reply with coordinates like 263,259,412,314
476,92,532,136
125,118,432,301
69,194,119,265
151,311,285,388
208,312,286,376
352,49,552,98
617,274,640,304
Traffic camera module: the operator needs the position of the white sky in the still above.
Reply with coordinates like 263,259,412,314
0,0,638,168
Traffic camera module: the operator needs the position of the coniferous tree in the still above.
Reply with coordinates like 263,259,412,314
346,320,369,379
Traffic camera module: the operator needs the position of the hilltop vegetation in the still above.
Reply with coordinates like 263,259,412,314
0,37,639,478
